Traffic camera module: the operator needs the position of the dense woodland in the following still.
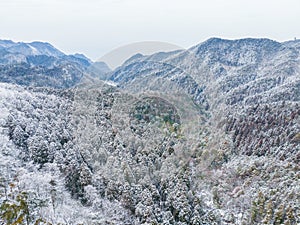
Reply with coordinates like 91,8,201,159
0,38,300,224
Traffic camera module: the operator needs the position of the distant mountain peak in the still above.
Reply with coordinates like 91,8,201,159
0,39,15,48
0,39,93,88
192,37,281,51
98,41,184,69
72,53,93,64
188,37,283,64
123,53,144,65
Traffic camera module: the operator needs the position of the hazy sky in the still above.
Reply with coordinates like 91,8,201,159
1,0,299,60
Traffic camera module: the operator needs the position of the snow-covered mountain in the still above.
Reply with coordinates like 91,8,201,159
87,61,112,80
0,40,65,63
0,38,299,224
109,38,300,158
4,41,64,58
0,40,94,88
110,38,299,104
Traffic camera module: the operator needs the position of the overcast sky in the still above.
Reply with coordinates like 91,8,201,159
1,0,299,60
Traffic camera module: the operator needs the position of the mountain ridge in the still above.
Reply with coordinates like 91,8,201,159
0,39,96,88
0,37,299,224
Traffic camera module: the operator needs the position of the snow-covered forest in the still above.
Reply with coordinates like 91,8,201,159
0,38,300,224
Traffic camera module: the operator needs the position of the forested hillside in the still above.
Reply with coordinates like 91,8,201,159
0,38,299,224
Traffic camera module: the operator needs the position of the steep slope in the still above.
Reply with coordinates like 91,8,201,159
106,38,300,224
108,38,300,160
0,82,136,224
0,80,209,224
0,37,299,224
110,38,299,105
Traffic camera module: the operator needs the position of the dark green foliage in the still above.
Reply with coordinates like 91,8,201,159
130,96,181,136
0,189,47,225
